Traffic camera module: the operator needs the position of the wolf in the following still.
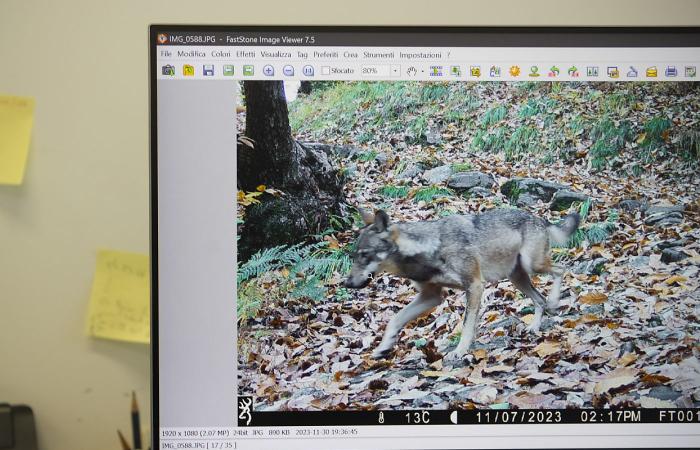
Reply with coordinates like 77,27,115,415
344,207,580,361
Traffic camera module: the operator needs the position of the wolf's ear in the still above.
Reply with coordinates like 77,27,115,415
373,210,390,232
359,207,375,225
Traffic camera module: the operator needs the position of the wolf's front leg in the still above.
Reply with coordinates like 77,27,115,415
372,283,443,359
445,281,483,362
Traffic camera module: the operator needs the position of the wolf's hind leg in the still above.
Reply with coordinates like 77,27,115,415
546,264,564,314
372,283,443,359
509,260,548,333
449,280,484,358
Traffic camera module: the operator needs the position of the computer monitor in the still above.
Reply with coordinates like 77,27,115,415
150,26,700,449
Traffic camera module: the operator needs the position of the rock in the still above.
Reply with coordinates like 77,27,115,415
396,163,425,180
573,257,607,275
661,248,690,264
468,187,493,198
412,393,446,408
644,205,685,226
422,165,453,185
331,144,362,159
628,255,650,269
617,199,646,213
426,127,442,145
515,193,538,207
581,304,604,315
500,178,568,202
648,386,682,402
550,190,590,211
447,171,495,191
375,152,388,165
300,142,334,156
344,163,358,178
656,239,688,250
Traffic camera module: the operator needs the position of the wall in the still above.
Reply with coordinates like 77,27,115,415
0,1,698,449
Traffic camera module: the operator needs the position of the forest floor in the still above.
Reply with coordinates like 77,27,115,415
237,81,700,411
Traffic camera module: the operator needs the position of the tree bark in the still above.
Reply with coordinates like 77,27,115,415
238,81,344,259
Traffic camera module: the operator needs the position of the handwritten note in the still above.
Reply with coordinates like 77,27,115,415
86,250,150,344
0,95,35,185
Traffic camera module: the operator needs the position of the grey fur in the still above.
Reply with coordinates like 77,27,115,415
345,208,580,361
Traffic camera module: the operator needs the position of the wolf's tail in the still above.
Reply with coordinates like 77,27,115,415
547,213,581,246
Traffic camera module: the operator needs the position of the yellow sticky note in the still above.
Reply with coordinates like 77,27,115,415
0,95,35,185
86,250,150,344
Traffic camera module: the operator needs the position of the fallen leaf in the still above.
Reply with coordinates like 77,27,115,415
593,367,638,394
579,292,608,305
534,341,560,358
618,353,638,367
483,364,515,374
521,314,535,325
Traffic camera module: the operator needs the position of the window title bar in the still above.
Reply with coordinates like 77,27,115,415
151,26,700,47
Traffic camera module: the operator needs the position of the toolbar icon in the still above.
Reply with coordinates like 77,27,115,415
567,65,580,77
607,66,620,78
450,66,462,76
161,64,175,76
223,65,235,76
243,65,254,76
470,66,481,77
302,65,314,76
627,66,638,77
528,66,540,77
203,64,214,76
665,66,677,77
489,66,501,77
283,65,294,76
646,66,658,77
509,65,521,77
407,66,418,76
429,66,443,77
586,66,599,77
686,66,697,77
548,66,560,77
182,64,194,76
263,65,275,76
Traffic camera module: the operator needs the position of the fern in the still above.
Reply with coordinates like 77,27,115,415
414,186,452,203
379,184,410,199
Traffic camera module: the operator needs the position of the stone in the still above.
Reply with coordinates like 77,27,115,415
648,385,682,402
628,255,650,269
332,144,362,159
501,178,568,203
617,199,646,213
447,171,495,191
468,187,493,198
661,248,690,264
426,127,442,145
396,163,425,180
550,190,590,211
573,257,608,275
644,205,685,226
515,193,538,207
422,165,453,185
656,239,688,250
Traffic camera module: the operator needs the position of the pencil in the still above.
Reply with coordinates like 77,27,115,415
117,429,131,450
132,391,142,450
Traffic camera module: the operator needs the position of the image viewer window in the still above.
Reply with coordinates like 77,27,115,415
151,26,700,450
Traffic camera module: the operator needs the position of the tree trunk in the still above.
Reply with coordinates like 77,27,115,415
238,81,345,259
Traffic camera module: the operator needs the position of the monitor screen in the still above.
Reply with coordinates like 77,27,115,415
150,26,700,449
